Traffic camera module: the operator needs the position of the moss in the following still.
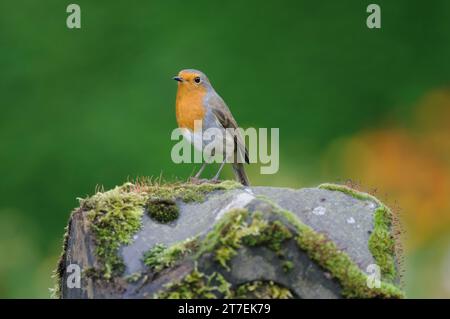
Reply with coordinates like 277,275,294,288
141,179,241,203
234,281,293,299
282,260,294,273
80,186,146,280
155,267,223,299
155,266,292,299
270,202,404,298
144,238,199,272
135,181,405,298
83,267,103,280
144,244,167,269
124,272,142,283
59,179,404,298
197,209,248,270
144,180,239,223
50,222,71,299
70,180,239,281
197,210,293,270
251,195,404,298
215,272,233,297
156,266,292,299
293,216,401,298
318,183,398,283
155,196,404,298
242,219,293,252
318,183,384,204
146,199,179,223
368,207,396,282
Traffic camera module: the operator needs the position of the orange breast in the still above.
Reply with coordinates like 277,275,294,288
175,85,206,131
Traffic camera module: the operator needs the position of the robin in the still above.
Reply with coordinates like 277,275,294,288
173,69,250,186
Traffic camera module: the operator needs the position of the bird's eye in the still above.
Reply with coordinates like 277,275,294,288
194,76,201,83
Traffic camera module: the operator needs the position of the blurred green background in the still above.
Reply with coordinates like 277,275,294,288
1,0,450,298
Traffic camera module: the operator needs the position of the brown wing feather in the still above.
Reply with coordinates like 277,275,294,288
208,94,249,164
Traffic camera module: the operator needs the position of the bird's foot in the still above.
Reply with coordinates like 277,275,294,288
189,177,209,184
209,177,221,184
189,177,221,184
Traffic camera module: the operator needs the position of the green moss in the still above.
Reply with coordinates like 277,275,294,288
197,210,293,270
215,272,233,297
368,207,396,282
234,281,293,299
144,238,199,272
144,180,240,223
124,272,142,283
155,267,224,299
156,266,292,299
292,215,401,298
318,183,384,204
80,186,146,280
155,266,292,299
83,267,103,280
242,219,293,252
155,197,404,298
71,180,239,281
269,201,404,298
282,260,294,273
318,183,398,283
144,244,167,269
146,199,179,223
142,180,241,203
251,195,404,298
58,179,404,298
51,223,71,298
197,209,247,270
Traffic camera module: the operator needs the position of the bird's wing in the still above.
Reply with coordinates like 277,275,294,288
207,93,249,164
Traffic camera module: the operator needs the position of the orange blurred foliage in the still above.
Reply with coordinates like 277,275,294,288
323,89,450,249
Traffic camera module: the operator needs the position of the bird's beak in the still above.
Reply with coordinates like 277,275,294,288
172,76,183,82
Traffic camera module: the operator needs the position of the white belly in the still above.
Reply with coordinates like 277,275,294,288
180,128,203,152
180,127,235,162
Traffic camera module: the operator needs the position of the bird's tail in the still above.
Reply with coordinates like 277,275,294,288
232,163,250,186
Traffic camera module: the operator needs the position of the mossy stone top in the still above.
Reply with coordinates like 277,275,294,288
55,181,404,299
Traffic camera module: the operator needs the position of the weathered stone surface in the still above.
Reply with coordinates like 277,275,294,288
56,182,404,299
251,187,377,271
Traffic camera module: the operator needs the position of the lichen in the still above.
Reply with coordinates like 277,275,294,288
144,238,199,272
318,183,399,283
234,281,293,299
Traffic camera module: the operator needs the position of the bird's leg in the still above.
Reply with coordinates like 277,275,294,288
211,159,226,182
194,162,207,179
189,163,209,184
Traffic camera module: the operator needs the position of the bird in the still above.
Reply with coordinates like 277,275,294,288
173,69,250,186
